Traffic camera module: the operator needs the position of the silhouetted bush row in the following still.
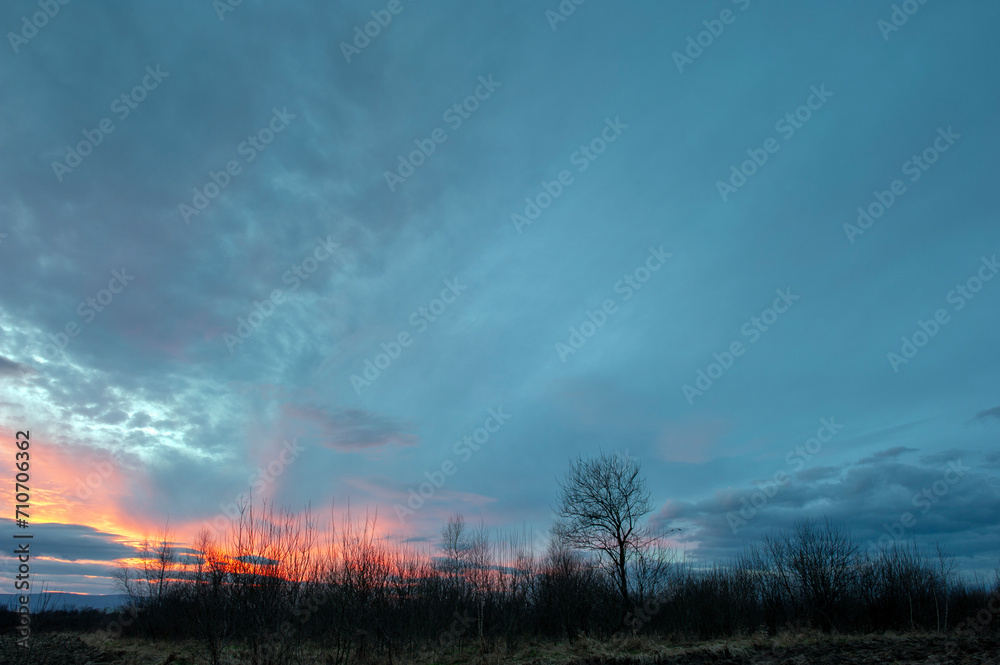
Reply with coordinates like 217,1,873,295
14,509,1000,665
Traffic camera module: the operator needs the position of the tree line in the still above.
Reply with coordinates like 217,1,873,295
2,452,998,665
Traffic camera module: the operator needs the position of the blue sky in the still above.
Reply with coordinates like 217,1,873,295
1,0,999,595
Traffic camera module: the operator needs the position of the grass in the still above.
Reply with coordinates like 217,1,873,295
52,629,997,665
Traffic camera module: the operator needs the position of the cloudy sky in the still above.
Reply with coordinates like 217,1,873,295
1,1,999,595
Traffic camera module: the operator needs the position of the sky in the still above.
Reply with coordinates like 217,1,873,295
1,1,999,596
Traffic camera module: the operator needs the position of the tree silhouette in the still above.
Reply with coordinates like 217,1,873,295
554,451,656,617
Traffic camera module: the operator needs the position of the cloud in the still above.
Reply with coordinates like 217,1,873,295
233,555,281,567
283,404,419,452
0,520,136,565
1,1,999,593
972,405,1000,423
652,449,1000,569
0,354,30,378
857,446,918,465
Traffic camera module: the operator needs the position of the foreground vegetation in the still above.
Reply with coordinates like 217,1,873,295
3,454,998,663
2,510,998,665
4,625,1000,664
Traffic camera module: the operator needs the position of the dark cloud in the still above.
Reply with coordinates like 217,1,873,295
0,520,136,564
973,405,1000,423
0,355,29,377
795,465,842,482
283,404,418,452
857,446,918,465
233,555,281,567
654,453,1000,569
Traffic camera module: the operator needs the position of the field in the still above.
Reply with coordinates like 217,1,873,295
11,631,1000,665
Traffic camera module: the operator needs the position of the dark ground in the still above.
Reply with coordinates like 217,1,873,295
3,631,999,664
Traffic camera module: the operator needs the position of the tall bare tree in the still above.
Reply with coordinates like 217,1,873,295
554,451,655,615
440,513,469,579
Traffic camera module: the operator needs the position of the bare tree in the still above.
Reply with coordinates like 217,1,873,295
555,451,656,615
631,532,677,605
111,521,178,638
440,513,469,579
934,541,956,631
140,523,177,606
190,528,234,665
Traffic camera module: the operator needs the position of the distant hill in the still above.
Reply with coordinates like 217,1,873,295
0,593,128,611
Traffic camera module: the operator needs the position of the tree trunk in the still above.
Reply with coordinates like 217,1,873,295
618,541,631,624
